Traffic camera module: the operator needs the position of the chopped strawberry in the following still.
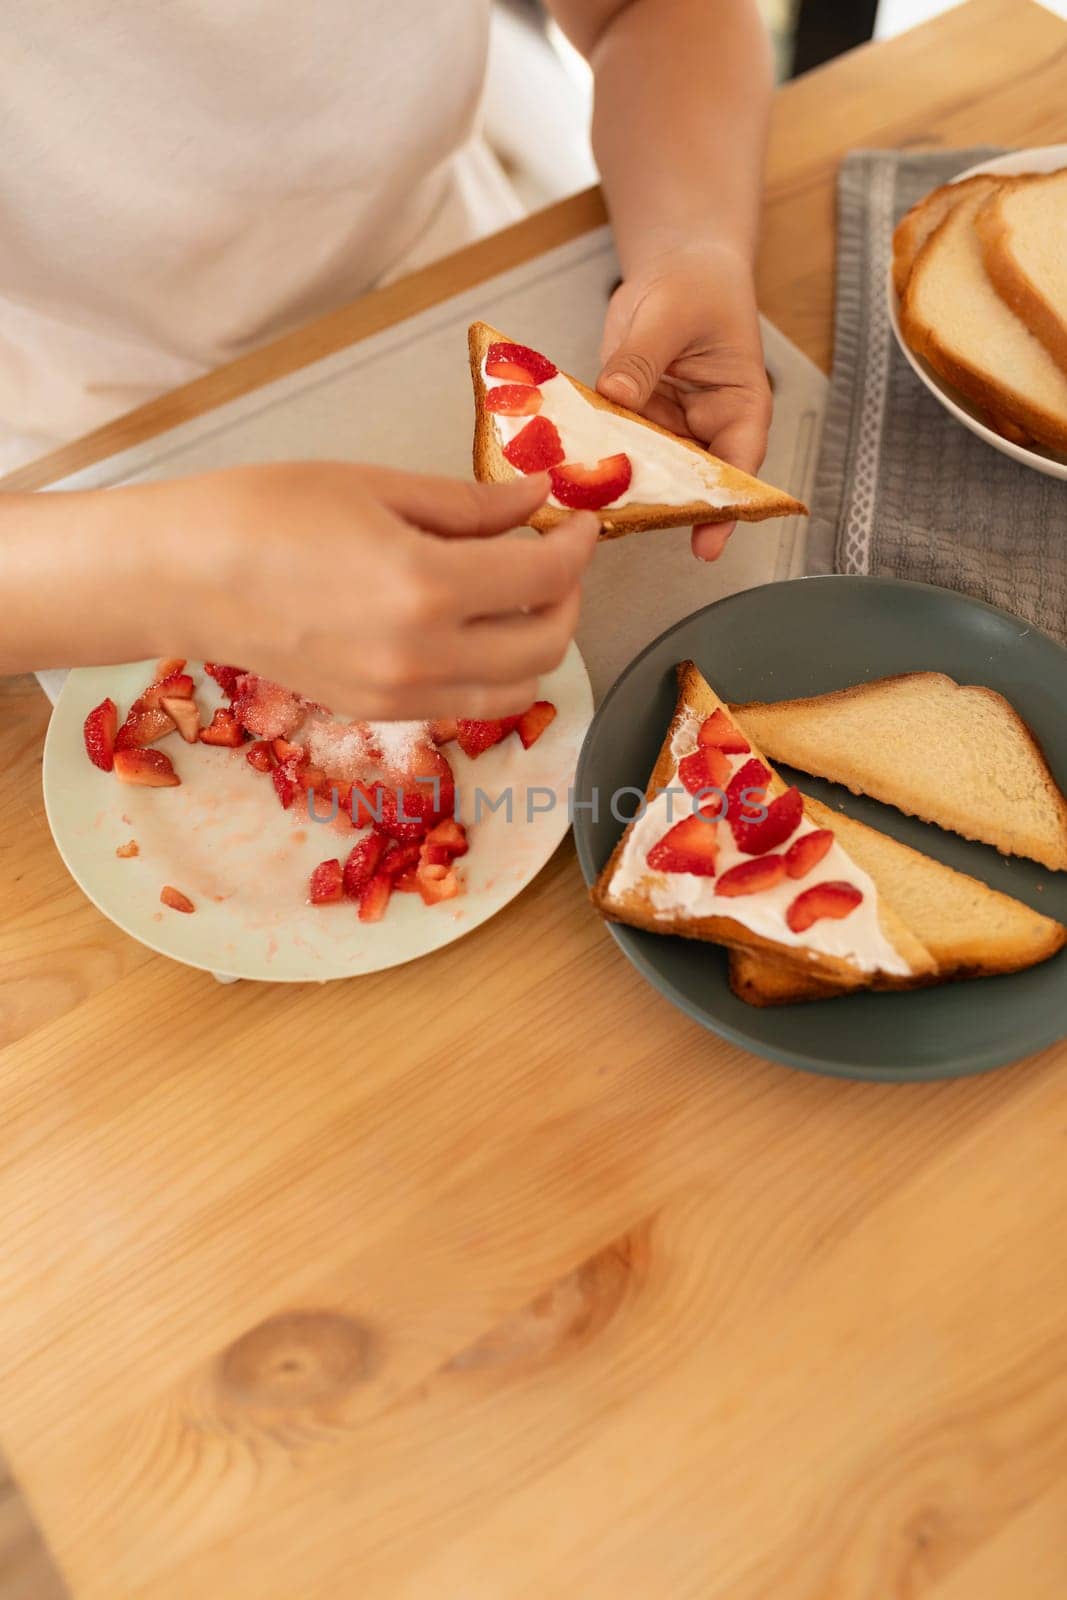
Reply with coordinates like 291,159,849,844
731,785,803,856
677,745,730,799
549,453,632,510
376,787,432,842
143,671,195,709
115,839,139,858
114,704,176,750
785,829,835,880
503,415,565,473
358,871,394,923
516,700,557,749
716,855,787,897
646,811,720,876
456,718,509,759
698,709,751,755
787,881,863,933
725,758,772,833
154,657,187,681
416,861,460,905
430,718,458,745
245,741,276,772
230,673,305,740
160,695,201,743
485,341,557,385
350,780,383,829
203,662,247,698
160,885,195,913
272,737,304,765
308,858,344,905
424,817,469,858
271,757,302,809
343,833,387,897
83,698,118,771
381,840,422,879
114,748,180,787
392,870,421,893
485,384,543,416
199,708,245,748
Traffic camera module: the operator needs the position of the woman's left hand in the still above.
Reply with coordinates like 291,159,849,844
597,238,773,561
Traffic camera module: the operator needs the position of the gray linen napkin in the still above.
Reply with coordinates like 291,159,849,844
806,146,1067,645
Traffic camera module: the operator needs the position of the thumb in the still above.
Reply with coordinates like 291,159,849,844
597,293,679,411
376,468,551,538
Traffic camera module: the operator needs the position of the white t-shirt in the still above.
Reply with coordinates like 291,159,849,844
1,0,521,471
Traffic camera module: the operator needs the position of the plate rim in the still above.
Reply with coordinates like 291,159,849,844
885,142,1067,481
572,573,1067,1082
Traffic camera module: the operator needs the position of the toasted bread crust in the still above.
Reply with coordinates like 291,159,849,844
590,662,934,988
468,321,807,537
730,671,1067,873
977,173,1067,380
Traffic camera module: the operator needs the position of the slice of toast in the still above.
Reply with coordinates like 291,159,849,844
977,169,1067,378
730,672,1067,873
727,795,1066,1005
899,184,1067,454
892,173,1002,299
591,662,935,988
468,321,807,538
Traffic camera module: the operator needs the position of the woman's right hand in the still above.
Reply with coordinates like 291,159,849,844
146,462,599,720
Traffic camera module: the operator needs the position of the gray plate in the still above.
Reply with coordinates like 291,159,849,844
573,576,1067,1082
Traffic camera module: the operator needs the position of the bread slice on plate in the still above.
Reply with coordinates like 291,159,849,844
977,169,1067,377
728,796,1066,1005
591,662,935,991
892,173,1002,299
468,321,807,538
730,672,1067,872
898,183,1067,454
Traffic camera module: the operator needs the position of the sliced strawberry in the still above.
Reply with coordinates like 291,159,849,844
143,671,195,709
516,700,557,749
154,657,187,682
203,662,247,698
503,415,565,473
485,341,557,385
160,695,201,743
115,839,139,859
245,741,276,773
785,829,835,880
271,757,301,809
350,780,383,829
199,708,245,747
716,855,787,897
549,453,632,510
358,871,393,923
725,758,772,834
698,709,751,755
485,384,543,416
424,817,469,858
731,785,803,856
456,718,508,759
308,858,344,905
677,745,730,799
646,811,720,876
343,833,386,897
376,787,432,842
787,881,863,933
83,698,118,771
160,885,195,913
114,748,180,787
114,703,176,750
416,860,460,905
271,737,305,765
430,718,458,745
381,840,422,879
230,673,305,740
393,870,420,894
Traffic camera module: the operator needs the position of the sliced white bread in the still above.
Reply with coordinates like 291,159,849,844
892,173,1002,299
592,662,935,989
899,183,1067,454
468,321,807,538
729,795,1066,1005
978,169,1067,378
731,672,1067,873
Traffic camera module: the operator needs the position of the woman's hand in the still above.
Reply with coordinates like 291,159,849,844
597,238,772,561
145,462,598,719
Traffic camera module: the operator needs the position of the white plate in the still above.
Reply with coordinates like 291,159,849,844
886,143,1067,480
43,649,592,982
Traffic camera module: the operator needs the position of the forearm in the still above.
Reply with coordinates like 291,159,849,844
0,484,187,675
588,0,773,274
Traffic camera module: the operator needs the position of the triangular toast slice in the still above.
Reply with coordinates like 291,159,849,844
469,321,807,538
730,672,1067,872
727,796,1066,1006
977,169,1067,378
591,662,935,988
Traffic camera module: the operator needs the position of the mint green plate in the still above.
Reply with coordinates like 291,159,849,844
573,577,1067,1082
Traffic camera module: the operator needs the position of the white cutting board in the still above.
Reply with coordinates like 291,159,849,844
42,226,826,702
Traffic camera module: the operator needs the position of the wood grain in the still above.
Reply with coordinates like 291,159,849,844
1,3,1066,1596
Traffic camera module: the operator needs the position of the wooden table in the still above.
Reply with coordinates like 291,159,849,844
2,3,1066,1596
